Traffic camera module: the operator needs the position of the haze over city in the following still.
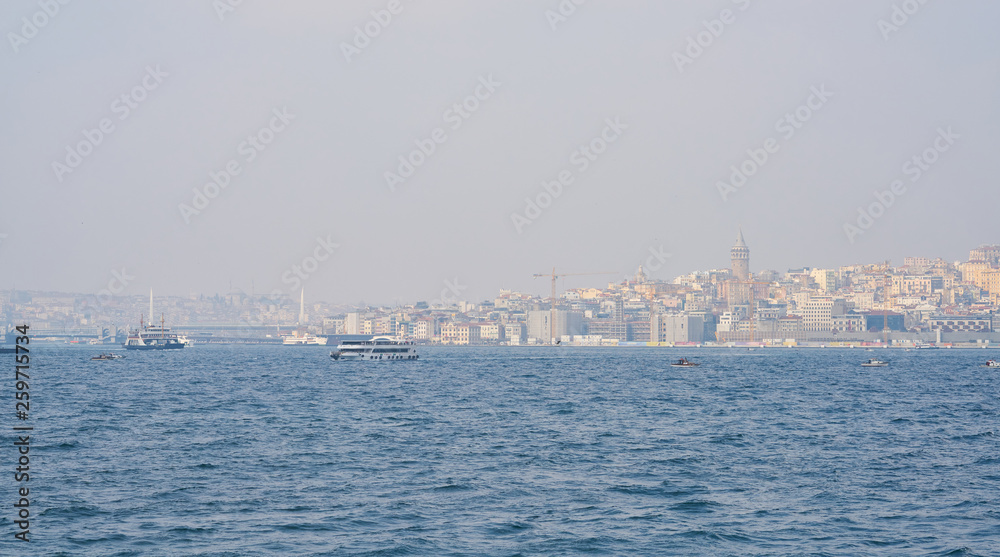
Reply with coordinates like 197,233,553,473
2,1,999,305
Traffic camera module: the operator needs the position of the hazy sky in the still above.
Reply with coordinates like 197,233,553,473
2,0,998,305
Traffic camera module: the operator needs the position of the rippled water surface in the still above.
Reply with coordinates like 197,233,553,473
8,346,1000,555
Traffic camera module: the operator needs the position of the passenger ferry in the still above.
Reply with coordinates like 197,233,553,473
282,332,328,346
330,336,419,361
123,315,185,350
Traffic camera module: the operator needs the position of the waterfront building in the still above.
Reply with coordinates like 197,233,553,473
928,315,992,333
585,319,628,341
528,310,584,342
799,296,848,332
413,318,435,340
629,319,651,342
345,312,361,335
441,323,482,345
863,310,906,332
650,313,704,343
831,312,865,333
502,322,526,343
479,323,503,342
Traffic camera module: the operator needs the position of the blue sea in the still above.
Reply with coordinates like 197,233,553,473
5,345,1000,555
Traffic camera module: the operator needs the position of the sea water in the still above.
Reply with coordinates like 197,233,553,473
6,346,999,555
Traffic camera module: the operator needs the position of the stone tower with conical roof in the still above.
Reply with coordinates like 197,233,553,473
731,228,750,281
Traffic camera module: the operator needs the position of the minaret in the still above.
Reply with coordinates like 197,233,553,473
298,288,305,326
149,289,154,323
731,228,750,281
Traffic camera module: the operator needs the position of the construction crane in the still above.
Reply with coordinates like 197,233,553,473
532,268,618,345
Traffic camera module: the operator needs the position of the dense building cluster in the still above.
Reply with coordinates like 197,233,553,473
5,234,1000,346
321,233,1000,346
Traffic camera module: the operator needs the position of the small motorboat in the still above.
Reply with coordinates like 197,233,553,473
981,360,1000,368
671,358,700,368
861,358,889,367
91,353,125,361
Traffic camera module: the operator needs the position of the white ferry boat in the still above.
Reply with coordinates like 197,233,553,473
124,315,185,350
330,336,419,361
282,332,328,346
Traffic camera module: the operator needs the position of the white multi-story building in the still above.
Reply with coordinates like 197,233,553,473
528,310,584,343
801,296,848,332
650,313,704,343
479,323,503,342
345,312,361,335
